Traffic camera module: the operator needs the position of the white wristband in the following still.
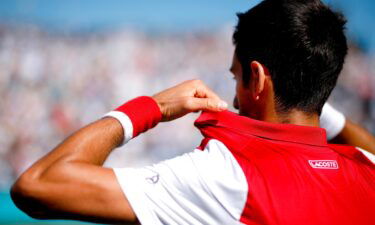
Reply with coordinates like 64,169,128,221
320,103,346,140
104,111,134,145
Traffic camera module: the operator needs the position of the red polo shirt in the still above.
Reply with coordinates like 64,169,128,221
195,110,375,225
114,110,375,225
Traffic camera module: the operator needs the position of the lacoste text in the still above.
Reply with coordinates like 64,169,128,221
308,160,339,169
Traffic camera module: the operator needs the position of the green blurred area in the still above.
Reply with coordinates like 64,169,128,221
0,192,93,225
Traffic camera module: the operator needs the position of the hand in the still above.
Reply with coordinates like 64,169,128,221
152,79,228,122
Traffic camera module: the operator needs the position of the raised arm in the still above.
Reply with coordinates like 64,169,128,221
10,80,227,223
11,116,136,223
331,119,375,154
320,103,375,154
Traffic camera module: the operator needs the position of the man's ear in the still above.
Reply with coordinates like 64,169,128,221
250,61,267,100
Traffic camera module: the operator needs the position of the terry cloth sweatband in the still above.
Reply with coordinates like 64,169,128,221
320,103,346,140
104,96,162,145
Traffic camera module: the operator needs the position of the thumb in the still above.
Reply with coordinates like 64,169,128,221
188,97,228,112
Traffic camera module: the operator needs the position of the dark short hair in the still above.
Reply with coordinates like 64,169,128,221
233,0,347,114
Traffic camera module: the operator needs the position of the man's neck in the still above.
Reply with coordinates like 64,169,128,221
260,109,320,127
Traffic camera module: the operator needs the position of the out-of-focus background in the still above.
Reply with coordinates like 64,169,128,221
0,0,374,224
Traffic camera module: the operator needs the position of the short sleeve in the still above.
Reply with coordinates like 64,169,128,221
113,139,248,225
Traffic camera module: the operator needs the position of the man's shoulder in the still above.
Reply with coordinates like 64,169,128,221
328,144,375,166
194,110,258,152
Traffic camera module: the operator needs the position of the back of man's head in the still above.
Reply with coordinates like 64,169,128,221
233,0,347,114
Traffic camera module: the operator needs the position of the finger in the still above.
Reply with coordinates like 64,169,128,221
195,84,222,102
186,97,228,112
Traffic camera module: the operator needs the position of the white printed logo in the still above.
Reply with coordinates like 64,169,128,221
146,171,160,184
308,160,339,169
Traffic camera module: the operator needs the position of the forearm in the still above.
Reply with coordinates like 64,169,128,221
11,118,127,221
22,117,123,178
330,119,375,154
11,96,167,222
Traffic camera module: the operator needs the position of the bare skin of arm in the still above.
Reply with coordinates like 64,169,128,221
11,117,137,224
10,80,227,223
331,119,375,155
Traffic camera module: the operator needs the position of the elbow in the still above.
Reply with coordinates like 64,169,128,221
11,173,34,209
11,173,50,219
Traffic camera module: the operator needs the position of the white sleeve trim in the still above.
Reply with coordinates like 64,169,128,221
113,139,248,225
356,147,375,164
104,111,133,145
320,103,346,140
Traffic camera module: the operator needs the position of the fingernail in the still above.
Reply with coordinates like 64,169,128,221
218,101,228,109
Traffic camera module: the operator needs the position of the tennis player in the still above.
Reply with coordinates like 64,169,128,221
11,0,375,224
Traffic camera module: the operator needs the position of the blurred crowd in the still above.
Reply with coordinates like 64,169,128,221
0,25,374,189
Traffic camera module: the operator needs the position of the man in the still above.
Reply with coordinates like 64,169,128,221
11,0,375,224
